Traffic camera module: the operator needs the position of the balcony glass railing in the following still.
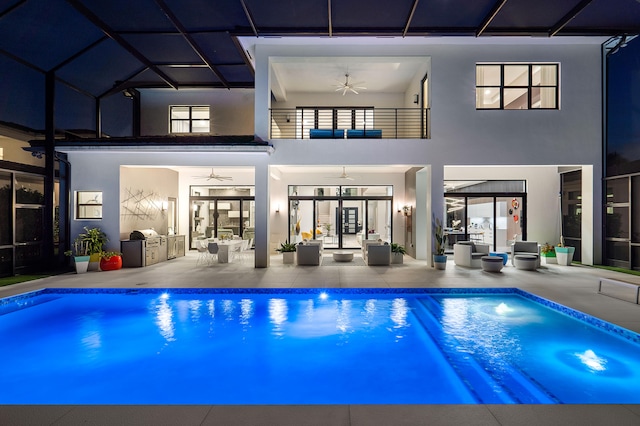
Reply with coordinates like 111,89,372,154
269,108,430,139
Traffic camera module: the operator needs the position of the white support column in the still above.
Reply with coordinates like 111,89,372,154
581,165,601,266
254,163,270,268
422,165,444,266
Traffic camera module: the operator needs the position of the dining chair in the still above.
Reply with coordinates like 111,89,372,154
207,242,219,264
196,239,211,266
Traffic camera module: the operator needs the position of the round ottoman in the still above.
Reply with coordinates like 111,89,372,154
481,256,504,272
333,250,354,262
514,254,538,270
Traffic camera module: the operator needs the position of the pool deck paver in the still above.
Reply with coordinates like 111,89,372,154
1,252,640,426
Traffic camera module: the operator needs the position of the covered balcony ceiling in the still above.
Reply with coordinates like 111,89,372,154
1,0,639,99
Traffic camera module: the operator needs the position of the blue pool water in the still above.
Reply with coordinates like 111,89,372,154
1,288,640,404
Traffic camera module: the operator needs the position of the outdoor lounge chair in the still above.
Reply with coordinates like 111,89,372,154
453,241,490,268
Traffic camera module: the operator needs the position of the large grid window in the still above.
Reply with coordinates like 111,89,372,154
476,64,558,110
170,106,210,133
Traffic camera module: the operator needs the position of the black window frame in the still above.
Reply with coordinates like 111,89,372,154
476,63,559,110
169,105,210,134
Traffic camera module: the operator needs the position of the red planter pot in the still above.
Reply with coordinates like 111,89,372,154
100,255,122,271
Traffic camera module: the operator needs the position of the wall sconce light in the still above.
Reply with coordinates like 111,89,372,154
275,204,280,213
396,203,402,213
402,205,412,216
161,201,168,212
413,94,419,104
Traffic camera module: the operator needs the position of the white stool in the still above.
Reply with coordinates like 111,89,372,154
514,254,538,270
333,250,354,262
481,256,503,272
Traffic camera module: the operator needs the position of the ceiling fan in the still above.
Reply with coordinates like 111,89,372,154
325,166,355,181
334,73,366,96
194,168,233,181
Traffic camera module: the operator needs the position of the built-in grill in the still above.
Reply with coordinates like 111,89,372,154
121,229,165,267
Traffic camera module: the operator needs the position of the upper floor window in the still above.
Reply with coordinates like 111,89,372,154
170,106,210,133
476,64,558,110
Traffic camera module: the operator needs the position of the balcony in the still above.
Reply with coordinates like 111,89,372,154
270,108,430,140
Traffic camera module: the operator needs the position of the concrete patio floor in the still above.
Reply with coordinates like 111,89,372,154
1,252,640,425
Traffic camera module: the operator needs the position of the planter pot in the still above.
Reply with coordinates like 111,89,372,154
73,255,90,274
391,252,404,264
542,254,557,264
100,255,122,271
433,254,447,270
88,253,101,271
555,247,575,266
282,252,295,264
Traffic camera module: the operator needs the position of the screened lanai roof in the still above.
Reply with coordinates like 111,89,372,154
1,0,639,136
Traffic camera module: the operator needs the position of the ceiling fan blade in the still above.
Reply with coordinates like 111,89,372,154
350,88,359,95
342,87,348,96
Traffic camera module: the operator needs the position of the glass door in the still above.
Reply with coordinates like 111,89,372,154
497,196,524,252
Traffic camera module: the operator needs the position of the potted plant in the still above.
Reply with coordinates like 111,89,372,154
276,242,297,264
554,240,575,266
64,239,90,274
390,243,406,264
540,243,557,264
99,251,123,271
433,217,448,270
78,227,108,271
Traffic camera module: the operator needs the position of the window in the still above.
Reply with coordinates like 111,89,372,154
170,106,210,133
476,64,558,110
77,191,102,219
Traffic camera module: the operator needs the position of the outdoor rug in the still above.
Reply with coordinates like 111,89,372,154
321,255,366,266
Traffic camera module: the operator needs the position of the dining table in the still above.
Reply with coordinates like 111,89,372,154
215,239,244,263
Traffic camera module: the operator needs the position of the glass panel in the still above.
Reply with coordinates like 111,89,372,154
633,176,640,242
336,109,352,130
445,197,465,251
316,109,332,129
0,172,11,246
606,206,629,239
77,191,102,204
191,120,209,133
78,205,102,219
171,120,190,133
171,106,189,119
15,244,43,268
191,200,206,247
606,240,629,262
562,170,582,240
531,87,556,109
290,199,314,244
467,197,493,245
15,175,44,204
476,65,501,86
633,246,640,271
498,197,523,252
0,248,12,277
504,65,529,86
532,65,557,86
191,106,209,119
476,87,500,109
504,88,528,109
342,200,363,249
316,199,338,249
242,200,255,247
606,178,629,203
367,199,391,243
16,207,43,243
217,200,241,237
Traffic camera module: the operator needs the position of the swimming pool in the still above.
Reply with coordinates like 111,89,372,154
1,288,640,404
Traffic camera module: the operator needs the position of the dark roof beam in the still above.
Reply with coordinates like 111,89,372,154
0,0,28,18
153,0,230,88
240,0,259,37
99,66,149,98
66,0,179,89
402,0,420,37
328,0,333,37
549,0,594,37
231,35,255,77
476,0,509,37
0,48,95,98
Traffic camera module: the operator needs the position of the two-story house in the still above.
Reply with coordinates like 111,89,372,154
0,1,639,275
